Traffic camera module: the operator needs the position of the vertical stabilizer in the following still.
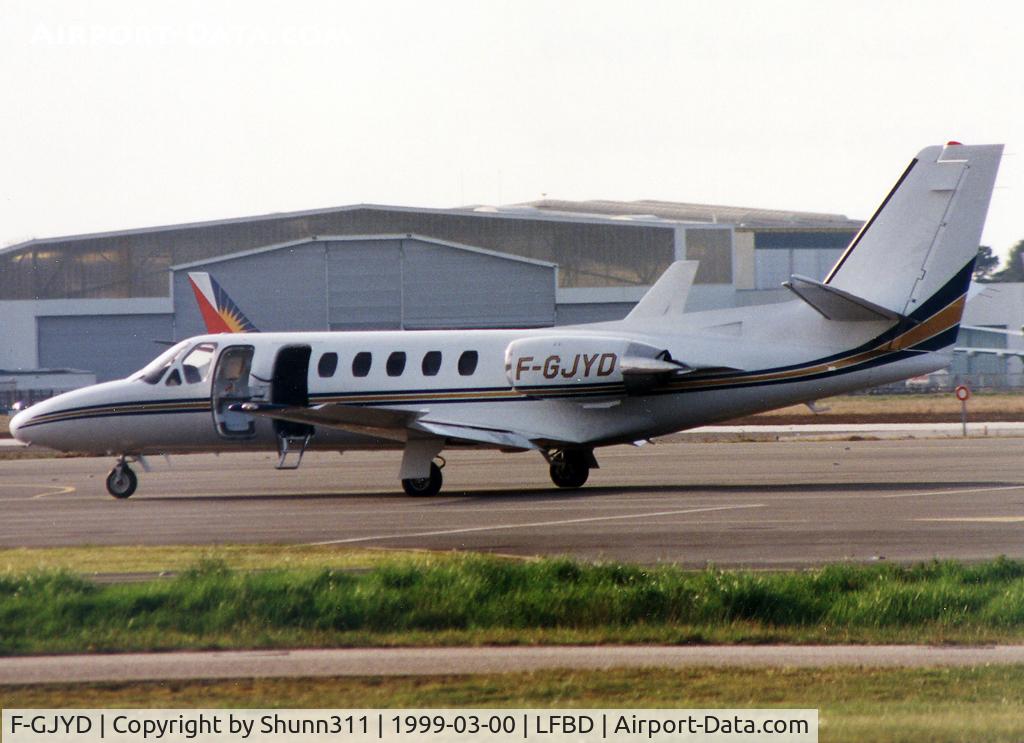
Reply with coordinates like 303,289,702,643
824,143,1002,318
624,260,699,323
187,273,259,333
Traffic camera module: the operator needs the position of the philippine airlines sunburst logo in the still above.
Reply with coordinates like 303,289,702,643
187,273,259,333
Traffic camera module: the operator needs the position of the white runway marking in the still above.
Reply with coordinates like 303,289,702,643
307,503,765,546
917,516,1024,523
877,484,1024,500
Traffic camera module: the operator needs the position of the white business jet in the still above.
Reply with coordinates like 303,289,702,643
9,143,1003,499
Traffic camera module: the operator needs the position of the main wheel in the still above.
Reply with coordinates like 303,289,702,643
106,464,138,499
549,450,590,489
402,462,443,497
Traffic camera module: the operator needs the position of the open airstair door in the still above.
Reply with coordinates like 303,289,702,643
212,345,256,438
271,345,314,469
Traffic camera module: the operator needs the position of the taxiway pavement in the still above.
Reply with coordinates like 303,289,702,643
2,438,1024,566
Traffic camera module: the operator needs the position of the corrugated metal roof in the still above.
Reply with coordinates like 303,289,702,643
0,202,674,255
518,199,863,229
1,199,861,256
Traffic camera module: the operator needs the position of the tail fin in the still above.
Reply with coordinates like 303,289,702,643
824,143,1002,321
187,273,259,333
624,260,699,323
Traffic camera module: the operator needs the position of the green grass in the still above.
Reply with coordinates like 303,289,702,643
3,556,1024,654
3,667,1024,743
0,544,444,575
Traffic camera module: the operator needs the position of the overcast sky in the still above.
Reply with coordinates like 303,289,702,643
1,0,1021,259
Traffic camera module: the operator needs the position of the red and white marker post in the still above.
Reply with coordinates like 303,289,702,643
955,384,971,437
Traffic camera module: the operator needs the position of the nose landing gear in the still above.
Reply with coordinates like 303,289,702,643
106,457,138,499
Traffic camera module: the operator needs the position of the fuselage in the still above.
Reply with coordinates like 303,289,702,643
9,297,950,456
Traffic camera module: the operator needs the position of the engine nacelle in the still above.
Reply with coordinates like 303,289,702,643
505,335,673,391
505,336,623,389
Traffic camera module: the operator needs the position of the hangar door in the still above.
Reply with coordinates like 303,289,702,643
325,241,402,330
37,314,174,382
402,240,555,329
323,237,555,330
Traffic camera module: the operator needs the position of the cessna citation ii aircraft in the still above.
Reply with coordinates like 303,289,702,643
9,143,1003,498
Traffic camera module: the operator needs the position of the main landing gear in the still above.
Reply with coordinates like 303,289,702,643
548,448,595,489
106,457,138,499
402,460,444,497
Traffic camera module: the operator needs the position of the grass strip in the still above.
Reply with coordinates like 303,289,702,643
3,555,1024,653
3,667,1023,743
0,544,445,575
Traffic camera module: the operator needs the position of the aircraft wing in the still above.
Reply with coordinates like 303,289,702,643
231,402,541,450
410,420,540,450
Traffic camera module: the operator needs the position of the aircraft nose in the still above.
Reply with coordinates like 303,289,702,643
8,407,33,443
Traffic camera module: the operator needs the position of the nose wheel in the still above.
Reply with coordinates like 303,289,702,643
106,461,138,499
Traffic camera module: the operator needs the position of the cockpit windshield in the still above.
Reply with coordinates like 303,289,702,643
131,341,190,384
182,342,217,383
133,341,220,385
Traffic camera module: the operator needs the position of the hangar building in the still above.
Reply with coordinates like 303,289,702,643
0,199,1015,396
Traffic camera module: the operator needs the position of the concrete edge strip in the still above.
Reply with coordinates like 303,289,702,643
3,645,1024,685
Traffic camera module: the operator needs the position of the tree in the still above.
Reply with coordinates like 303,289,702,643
988,239,1024,283
973,245,1000,281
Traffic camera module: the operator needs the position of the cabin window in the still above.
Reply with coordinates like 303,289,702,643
386,351,407,377
421,350,442,376
317,352,338,377
165,368,182,386
352,352,372,377
181,342,217,384
458,350,479,376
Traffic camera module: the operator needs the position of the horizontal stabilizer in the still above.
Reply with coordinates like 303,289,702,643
784,275,905,322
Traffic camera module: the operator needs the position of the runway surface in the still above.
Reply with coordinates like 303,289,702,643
5,645,1024,684
3,438,1024,566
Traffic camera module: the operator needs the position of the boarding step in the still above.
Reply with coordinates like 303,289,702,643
276,434,311,470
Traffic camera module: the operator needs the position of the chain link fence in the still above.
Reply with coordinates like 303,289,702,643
870,373,1024,394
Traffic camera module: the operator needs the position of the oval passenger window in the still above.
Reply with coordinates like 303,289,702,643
387,352,407,376
318,352,338,377
422,351,442,376
352,352,372,377
458,350,478,376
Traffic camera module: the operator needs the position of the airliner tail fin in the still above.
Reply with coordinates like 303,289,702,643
187,273,259,333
